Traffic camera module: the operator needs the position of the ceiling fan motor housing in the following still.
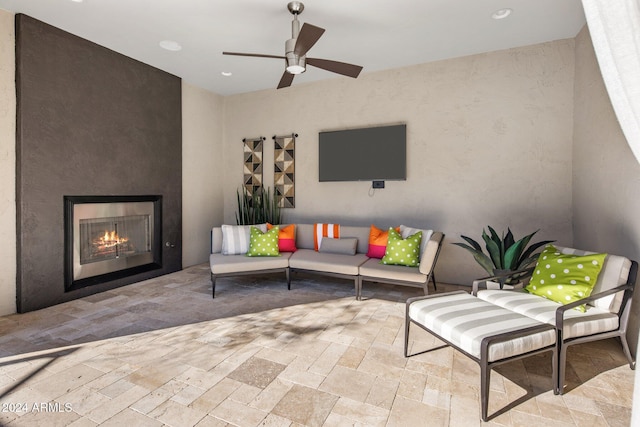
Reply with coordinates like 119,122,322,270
285,38,305,74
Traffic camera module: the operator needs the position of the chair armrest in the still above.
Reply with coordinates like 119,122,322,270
555,283,632,328
471,268,533,295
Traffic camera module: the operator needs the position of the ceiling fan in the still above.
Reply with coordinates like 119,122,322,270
223,1,363,89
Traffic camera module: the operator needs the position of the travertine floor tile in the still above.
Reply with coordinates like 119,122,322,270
0,264,633,426
271,384,338,427
227,356,287,389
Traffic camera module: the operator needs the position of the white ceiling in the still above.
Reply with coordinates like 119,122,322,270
0,0,587,96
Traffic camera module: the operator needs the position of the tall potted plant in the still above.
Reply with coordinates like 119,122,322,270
453,226,554,287
235,186,282,225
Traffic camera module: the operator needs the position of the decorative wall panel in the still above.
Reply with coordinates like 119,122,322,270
243,137,264,195
274,134,296,208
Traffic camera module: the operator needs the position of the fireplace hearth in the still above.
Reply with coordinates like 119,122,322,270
64,196,162,291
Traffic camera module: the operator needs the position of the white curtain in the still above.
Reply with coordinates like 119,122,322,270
583,2,640,423
581,0,640,163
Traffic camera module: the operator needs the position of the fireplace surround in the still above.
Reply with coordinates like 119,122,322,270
64,196,162,291
16,15,182,312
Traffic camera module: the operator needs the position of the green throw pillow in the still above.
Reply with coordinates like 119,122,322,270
246,226,280,257
525,245,606,312
380,228,421,267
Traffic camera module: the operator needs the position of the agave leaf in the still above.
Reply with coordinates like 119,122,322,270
487,226,505,262
517,255,543,269
504,228,515,252
482,230,503,269
503,238,525,270
460,235,483,252
451,242,481,254
487,226,502,247
519,239,555,266
452,243,495,274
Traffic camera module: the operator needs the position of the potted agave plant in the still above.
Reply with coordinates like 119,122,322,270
453,226,554,288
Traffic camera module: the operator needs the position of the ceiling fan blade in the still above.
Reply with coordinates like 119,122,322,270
223,52,285,60
306,58,363,78
277,71,294,89
294,23,325,57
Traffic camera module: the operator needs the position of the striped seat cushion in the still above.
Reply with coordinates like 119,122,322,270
476,290,619,339
408,293,556,362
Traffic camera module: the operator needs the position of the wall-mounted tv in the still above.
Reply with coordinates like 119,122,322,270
319,124,406,182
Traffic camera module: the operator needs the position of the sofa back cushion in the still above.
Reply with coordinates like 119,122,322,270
211,227,223,254
296,224,370,253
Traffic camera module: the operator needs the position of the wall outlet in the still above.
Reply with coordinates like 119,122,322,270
372,180,385,189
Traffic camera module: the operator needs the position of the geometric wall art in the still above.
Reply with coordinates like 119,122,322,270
243,137,265,195
274,134,296,208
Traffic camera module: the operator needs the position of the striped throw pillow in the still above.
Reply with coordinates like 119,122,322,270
221,223,267,255
314,223,340,251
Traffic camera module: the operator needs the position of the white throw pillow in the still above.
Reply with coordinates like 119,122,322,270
221,224,267,255
400,225,433,256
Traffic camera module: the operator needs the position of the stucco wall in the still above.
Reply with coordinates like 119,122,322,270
182,83,225,266
0,9,16,315
223,40,576,285
572,25,640,355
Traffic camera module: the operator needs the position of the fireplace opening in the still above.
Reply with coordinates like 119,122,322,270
80,215,150,265
64,195,162,292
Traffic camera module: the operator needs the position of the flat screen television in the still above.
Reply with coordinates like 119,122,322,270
319,124,406,182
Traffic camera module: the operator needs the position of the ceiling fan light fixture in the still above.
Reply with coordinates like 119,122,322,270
286,54,306,74
286,64,305,74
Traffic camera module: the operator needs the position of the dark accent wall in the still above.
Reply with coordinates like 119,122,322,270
15,15,182,312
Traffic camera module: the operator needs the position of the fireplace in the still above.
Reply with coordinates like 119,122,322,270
64,195,162,291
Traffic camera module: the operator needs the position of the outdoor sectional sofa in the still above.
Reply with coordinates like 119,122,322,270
209,223,444,299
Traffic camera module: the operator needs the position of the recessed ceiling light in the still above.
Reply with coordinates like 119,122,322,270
159,40,182,51
491,8,512,19
70,0,84,3
221,72,233,77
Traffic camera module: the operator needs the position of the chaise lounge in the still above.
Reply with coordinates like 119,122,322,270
405,244,637,421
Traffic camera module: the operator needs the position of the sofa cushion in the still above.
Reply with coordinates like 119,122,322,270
381,228,421,267
246,226,280,257
359,258,426,283
525,245,606,312
477,289,620,339
210,252,291,275
268,223,297,252
221,224,267,255
289,249,368,275
319,237,358,255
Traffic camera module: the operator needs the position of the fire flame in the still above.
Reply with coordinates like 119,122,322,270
97,230,129,248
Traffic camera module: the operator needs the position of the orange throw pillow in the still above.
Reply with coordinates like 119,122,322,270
367,224,399,258
267,223,297,252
